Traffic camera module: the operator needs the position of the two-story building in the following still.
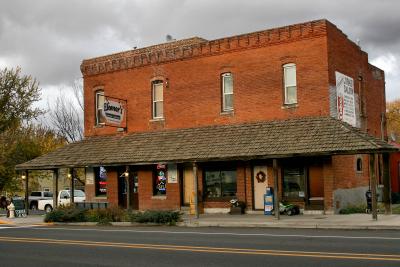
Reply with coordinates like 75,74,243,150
17,19,396,215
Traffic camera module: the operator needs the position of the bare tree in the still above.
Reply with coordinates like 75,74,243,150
47,79,84,143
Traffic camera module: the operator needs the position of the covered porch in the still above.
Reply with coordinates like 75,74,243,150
16,117,397,220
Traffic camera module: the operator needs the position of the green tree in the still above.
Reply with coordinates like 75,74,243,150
0,67,43,133
0,125,65,194
387,99,400,141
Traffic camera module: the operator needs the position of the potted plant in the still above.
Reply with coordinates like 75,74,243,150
229,198,246,215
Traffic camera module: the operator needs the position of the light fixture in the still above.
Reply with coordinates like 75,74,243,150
21,175,26,180
67,173,72,178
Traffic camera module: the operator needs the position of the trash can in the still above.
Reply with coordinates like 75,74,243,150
365,190,372,213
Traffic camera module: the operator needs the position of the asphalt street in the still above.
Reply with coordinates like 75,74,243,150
0,225,400,266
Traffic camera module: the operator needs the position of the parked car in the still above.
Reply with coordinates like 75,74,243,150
38,190,86,213
28,191,53,210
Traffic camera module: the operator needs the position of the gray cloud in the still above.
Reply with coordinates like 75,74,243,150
0,0,399,100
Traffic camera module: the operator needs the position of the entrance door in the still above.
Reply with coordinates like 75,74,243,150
182,166,194,206
307,165,324,209
253,166,269,210
118,174,127,209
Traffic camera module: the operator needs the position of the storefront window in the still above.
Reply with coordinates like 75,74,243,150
154,164,167,195
204,167,237,198
95,166,107,196
283,166,305,199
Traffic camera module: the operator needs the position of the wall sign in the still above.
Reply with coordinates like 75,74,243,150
336,71,356,127
168,164,178,183
102,96,127,127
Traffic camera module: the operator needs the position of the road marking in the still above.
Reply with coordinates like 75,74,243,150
0,236,399,262
30,226,400,241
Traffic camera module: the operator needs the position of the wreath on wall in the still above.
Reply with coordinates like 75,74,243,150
255,171,266,183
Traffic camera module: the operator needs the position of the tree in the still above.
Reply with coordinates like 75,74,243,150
47,79,84,143
0,67,43,133
0,124,65,194
386,99,400,142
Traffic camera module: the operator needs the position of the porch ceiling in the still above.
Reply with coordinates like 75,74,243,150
16,116,398,170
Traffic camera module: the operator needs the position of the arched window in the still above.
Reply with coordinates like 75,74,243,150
152,81,164,119
356,156,363,172
221,73,233,112
283,63,297,104
95,90,105,125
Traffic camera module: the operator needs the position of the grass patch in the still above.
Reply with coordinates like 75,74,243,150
392,204,400,214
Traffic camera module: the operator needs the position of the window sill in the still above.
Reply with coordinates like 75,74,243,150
204,197,235,202
94,196,107,200
94,124,105,128
281,103,298,109
220,110,234,116
149,118,165,122
151,195,167,200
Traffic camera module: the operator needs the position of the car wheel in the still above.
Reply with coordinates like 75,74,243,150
45,205,53,213
30,203,38,210
287,209,293,216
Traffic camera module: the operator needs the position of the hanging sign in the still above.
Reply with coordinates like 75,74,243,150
102,96,127,127
336,71,356,127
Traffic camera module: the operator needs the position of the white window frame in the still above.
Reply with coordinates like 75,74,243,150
222,73,233,112
95,90,105,125
283,63,297,105
152,81,164,119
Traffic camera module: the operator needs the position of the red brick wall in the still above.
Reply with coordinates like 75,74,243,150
137,166,181,211
107,170,118,207
83,32,330,137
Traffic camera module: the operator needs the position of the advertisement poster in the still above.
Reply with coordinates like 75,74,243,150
336,71,356,127
167,164,178,183
101,96,127,128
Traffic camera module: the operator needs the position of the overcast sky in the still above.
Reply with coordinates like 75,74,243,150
0,0,399,111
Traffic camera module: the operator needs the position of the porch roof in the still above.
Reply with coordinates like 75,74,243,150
16,116,397,170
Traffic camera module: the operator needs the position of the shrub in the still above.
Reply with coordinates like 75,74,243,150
131,210,182,225
44,206,86,222
339,205,366,214
85,207,129,223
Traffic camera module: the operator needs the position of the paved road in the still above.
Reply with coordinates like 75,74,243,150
0,225,400,266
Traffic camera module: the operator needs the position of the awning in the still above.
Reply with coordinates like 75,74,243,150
16,116,398,170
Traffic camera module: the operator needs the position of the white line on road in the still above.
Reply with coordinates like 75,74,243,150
26,226,400,241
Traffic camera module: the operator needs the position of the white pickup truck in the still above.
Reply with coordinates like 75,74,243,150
38,190,86,213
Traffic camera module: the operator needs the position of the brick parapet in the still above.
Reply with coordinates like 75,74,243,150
81,20,328,77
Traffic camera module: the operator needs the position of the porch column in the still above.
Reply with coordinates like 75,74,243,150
273,159,280,220
53,169,59,209
24,170,29,216
382,153,392,214
125,166,131,210
192,162,199,219
69,168,74,205
369,154,378,220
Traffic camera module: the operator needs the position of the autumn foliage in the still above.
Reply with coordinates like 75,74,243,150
387,99,400,141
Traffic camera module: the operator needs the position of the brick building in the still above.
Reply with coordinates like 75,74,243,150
17,19,397,214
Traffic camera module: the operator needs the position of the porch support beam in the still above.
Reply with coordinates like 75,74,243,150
382,153,392,214
369,154,378,220
53,169,59,209
24,170,29,216
273,159,280,220
69,168,74,206
193,162,199,219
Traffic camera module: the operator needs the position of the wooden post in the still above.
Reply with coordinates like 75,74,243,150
69,168,74,206
193,162,199,219
53,169,59,209
125,166,131,210
273,159,280,220
24,170,29,216
369,154,378,220
382,153,392,214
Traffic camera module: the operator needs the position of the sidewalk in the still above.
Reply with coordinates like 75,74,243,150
1,213,400,230
179,213,400,230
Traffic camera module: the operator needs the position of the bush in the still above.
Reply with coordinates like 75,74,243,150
339,205,366,214
44,206,86,222
131,210,182,225
85,207,129,223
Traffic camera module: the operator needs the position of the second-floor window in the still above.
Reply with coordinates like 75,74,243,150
95,90,105,125
283,63,297,104
222,73,233,112
152,81,164,119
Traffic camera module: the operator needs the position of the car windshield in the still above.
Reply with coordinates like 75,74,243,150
67,190,85,197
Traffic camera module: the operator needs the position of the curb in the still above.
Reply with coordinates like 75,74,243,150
0,219,13,225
